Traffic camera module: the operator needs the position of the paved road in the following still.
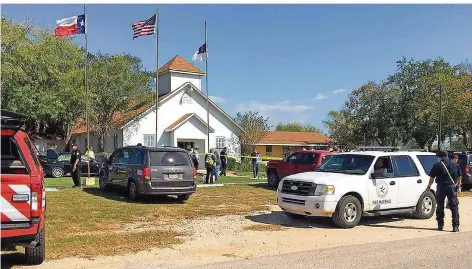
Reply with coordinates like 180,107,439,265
136,231,472,269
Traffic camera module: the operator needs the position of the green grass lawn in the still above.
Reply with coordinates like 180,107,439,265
45,175,265,189
232,171,267,179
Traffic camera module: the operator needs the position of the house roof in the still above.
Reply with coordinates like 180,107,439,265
158,55,205,75
71,92,171,135
165,113,215,133
256,131,331,146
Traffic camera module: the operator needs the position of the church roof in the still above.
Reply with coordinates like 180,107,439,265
158,55,205,75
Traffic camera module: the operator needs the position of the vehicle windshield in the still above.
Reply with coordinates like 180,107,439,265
316,154,374,175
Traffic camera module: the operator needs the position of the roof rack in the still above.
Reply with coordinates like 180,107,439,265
1,110,28,131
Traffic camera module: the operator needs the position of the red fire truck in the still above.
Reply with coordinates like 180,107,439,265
1,110,46,265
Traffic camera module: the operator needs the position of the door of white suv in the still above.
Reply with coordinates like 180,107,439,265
368,156,399,210
393,155,425,207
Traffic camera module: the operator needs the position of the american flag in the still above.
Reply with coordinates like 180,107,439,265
131,14,156,39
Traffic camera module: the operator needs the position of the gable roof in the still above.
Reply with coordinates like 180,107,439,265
256,131,331,146
165,113,215,133
158,55,205,75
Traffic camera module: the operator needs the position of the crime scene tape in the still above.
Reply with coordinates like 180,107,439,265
188,151,284,161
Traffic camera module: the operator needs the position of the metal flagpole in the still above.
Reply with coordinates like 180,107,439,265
205,21,209,152
438,85,442,151
155,10,160,147
84,3,90,181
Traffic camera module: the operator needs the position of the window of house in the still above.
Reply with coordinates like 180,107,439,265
266,145,272,155
216,137,226,150
143,134,155,147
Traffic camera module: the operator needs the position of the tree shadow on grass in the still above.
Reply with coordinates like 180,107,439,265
82,187,188,205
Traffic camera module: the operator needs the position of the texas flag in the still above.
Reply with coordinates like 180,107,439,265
55,14,86,37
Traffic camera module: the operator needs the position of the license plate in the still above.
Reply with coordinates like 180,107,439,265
168,174,179,179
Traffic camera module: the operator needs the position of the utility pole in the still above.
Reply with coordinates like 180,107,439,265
438,85,442,151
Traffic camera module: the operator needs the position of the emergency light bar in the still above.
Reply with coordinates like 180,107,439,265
1,110,28,130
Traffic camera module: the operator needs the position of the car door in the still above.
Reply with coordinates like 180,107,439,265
368,156,399,210
393,155,424,207
58,153,72,175
281,153,303,178
296,153,318,173
107,150,120,185
116,148,131,187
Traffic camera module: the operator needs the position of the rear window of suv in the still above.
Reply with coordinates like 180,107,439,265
1,136,27,174
457,154,468,166
416,155,437,175
150,151,190,166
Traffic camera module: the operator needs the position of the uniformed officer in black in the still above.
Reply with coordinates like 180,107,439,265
70,144,82,188
426,151,460,232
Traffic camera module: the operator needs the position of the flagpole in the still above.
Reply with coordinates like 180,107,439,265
205,21,209,152
155,9,160,147
84,3,90,181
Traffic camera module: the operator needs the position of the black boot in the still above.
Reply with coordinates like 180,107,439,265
453,226,460,232
438,225,444,231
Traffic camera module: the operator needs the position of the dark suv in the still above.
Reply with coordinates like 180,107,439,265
99,146,197,202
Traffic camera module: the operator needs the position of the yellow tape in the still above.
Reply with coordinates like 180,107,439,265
189,152,283,161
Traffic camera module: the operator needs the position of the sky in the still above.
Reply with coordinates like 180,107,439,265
2,4,472,131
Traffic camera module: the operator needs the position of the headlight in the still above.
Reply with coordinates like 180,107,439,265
312,184,335,196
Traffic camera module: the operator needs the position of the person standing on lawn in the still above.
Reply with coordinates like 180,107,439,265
426,151,461,232
204,148,216,184
84,146,95,160
251,149,260,178
213,149,221,182
70,144,82,188
190,147,200,170
220,147,228,177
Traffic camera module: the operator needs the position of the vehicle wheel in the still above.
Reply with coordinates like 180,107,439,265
332,195,362,229
177,194,191,203
51,167,64,178
127,181,139,201
267,170,279,188
284,212,305,219
414,191,436,219
99,173,108,191
25,228,45,265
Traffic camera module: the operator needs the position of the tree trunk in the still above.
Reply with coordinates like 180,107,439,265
99,132,105,152
62,123,72,152
462,131,469,150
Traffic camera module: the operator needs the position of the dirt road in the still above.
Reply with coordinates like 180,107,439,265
14,197,472,269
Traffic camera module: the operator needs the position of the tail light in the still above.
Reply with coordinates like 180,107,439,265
193,168,197,179
465,166,470,175
143,167,151,181
30,182,42,217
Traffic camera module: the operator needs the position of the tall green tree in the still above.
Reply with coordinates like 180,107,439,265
232,111,271,155
87,53,154,151
275,122,321,133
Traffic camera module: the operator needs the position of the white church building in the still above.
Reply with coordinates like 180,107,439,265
71,55,242,159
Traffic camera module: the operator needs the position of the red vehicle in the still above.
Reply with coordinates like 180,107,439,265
266,150,333,188
1,110,46,265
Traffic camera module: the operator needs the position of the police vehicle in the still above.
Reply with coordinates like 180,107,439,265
277,150,437,228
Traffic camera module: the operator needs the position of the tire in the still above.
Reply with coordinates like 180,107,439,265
127,180,139,201
99,172,108,191
51,167,64,178
414,191,436,219
25,228,45,265
267,170,279,188
285,212,305,219
177,194,191,203
332,195,362,229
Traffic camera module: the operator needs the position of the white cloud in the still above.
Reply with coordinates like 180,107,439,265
235,100,313,114
331,89,347,94
312,94,328,101
209,95,226,104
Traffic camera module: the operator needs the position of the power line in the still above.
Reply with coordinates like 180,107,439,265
436,4,472,17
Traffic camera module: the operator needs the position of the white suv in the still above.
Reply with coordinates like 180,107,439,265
276,151,438,228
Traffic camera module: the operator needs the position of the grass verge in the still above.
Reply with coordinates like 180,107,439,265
41,184,275,260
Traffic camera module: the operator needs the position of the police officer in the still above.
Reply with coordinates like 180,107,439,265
70,144,82,188
425,151,460,232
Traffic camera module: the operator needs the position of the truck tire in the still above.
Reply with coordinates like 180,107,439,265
127,180,139,201
414,191,436,219
25,228,45,265
332,195,362,229
177,194,191,203
267,170,279,188
285,212,305,219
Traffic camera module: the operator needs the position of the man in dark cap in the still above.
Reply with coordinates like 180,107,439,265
426,151,461,232
69,144,82,188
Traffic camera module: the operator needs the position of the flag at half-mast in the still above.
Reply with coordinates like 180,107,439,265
55,14,85,36
192,43,207,62
131,14,157,39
